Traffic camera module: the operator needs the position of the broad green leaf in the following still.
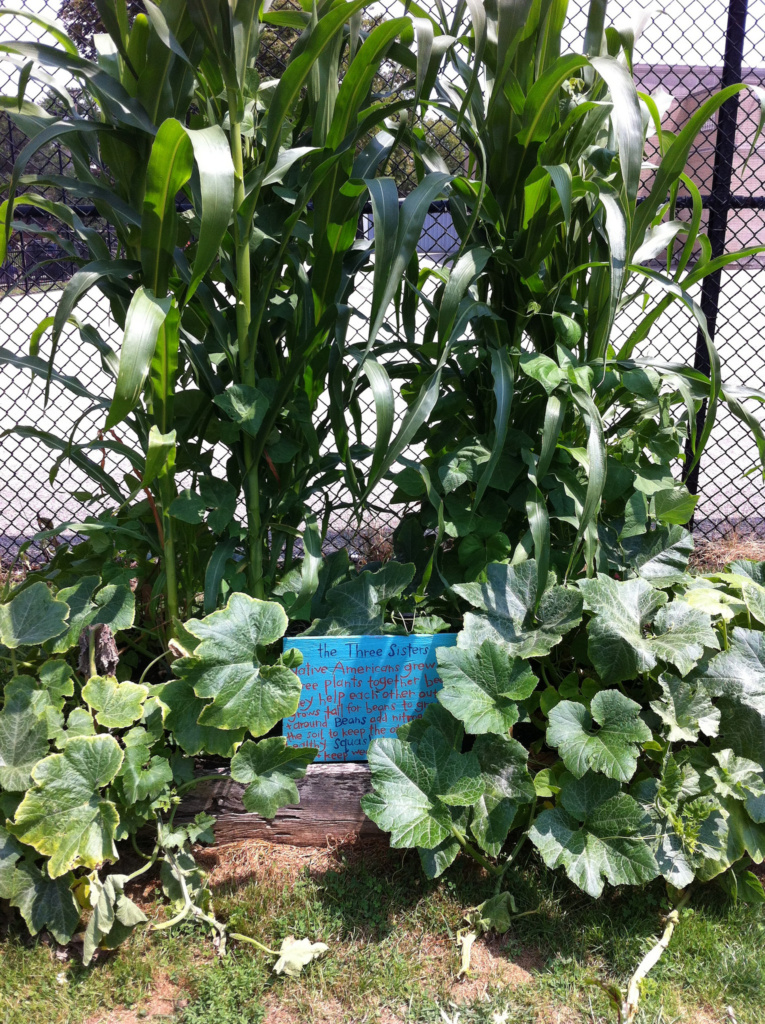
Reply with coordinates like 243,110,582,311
715,566,765,626
142,426,176,490
8,860,80,944
141,117,193,296
9,735,123,878
230,737,316,818
182,125,235,300
396,702,464,750
688,804,739,882
0,582,68,649
3,674,64,744
49,577,134,654
697,628,765,703
650,674,720,743
467,892,520,941
419,836,461,879
724,801,765,873
39,659,75,703
631,777,695,888
213,384,270,438
692,629,765,762
728,560,765,586
470,735,535,858
650,602,720,674
529,772,658,897
63,707,97,741
706,750,765,804
453,561,582,659
622,525,694,586
0,701,49,791
161,679,245,757
590,56,643,207
519,352,567,393
579,575,718,683
170,477,237,536
303,563,415,636
0,823,23,899
176,594,300,734
436,640,537,735
105,287,172,429
547,691,651,782
653,488,698,526
81,676,149,729
118,745,173,804
682,582,745,622
362,728,484,850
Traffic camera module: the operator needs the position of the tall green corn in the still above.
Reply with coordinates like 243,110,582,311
0,0,447,625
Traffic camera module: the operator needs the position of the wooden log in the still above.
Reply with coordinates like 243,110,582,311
177,762,385,847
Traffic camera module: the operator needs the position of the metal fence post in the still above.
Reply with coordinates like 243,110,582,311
683,0,749,498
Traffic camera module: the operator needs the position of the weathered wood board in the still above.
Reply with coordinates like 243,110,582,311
178,763,385,847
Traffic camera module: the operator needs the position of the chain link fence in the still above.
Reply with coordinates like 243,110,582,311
1,0,764,562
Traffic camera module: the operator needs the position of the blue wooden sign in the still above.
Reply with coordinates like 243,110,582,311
282,634,458,761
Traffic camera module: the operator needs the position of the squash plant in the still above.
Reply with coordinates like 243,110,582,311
363,550,765,897
0,0,448,626
0,571,329,966
0,550,420,957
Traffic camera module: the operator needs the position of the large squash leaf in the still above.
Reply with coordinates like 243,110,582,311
81,676,149,729
453,561,582,658
0,699,50,791
0,823,23,898
621,525,694,586
436,640,538,735
230,737,317,818
302,562,415,636
160,678,245,757
118,744,174,804
650,673,720,743
7,859,80,944
631,776,695,889
362,727,484,850
694,628,765,762
175,594,301,734
547,690,652,782
579,575,718,684
529,772,659,898
470,734,535,858
0,582,69,649
9,735,123,877
49,577,134,654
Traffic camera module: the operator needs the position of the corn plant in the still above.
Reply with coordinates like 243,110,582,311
372,0,765,596
0,0,448,627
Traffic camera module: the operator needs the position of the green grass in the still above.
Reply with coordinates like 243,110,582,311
1,846,763,1024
